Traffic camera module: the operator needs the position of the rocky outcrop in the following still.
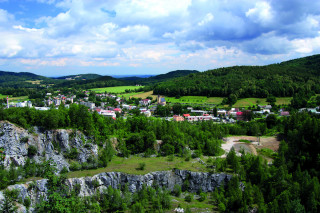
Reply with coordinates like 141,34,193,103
0,169,231,212
0,121,98,172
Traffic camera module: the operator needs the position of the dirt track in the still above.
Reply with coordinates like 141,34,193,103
221,136,279,157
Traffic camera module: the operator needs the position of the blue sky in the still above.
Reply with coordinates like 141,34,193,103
0,0,319,77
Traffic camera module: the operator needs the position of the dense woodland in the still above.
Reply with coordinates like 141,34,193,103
0,105,320,212
153,55,320,100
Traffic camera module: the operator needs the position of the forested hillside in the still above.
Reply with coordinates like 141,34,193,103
130,70,199,85
153,54,320,98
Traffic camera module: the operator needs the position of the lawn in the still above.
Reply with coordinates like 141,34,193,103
67,155,207,178
90,86,144,94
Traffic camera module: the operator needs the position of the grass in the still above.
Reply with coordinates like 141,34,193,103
67,155,208,178
0,94,29,102
131,91,158,99
233,97,292,107
171,194,216,213
25,80,41,84
257,148,278,159
165,96,223,104
90,86,144,94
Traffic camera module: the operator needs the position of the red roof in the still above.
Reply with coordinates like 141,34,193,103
114,108,121,111
95,108,101,112
236,112,243,115
112,117,116,120
183,114,190,117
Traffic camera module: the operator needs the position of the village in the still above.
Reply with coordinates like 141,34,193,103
6,90,320,123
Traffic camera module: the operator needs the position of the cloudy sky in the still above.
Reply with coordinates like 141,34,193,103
0,0,319,76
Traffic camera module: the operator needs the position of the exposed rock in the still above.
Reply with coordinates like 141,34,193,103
0,170,231,212
0,121,98,172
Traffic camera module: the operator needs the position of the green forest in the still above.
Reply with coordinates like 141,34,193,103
1,105,320,212
153,54,320,99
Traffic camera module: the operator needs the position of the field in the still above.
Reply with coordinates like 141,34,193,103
67,155,207,178
131,91,158,99
90,86,144,94
0,94,29,102
165,96,223,104
233,97,292,107
25,80,41,84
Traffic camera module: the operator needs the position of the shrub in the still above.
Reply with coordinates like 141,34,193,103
172,184,182,197
199,192,207,202
27,145,37,156
185,194,193,202
24,197,31,209
60,166,69,174
20,137,29,143
69,161,81,171
92,179,100,188
137,162,146,170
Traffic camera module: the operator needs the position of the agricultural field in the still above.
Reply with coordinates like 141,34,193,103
90,86,144,94
25,80,41,84
0,94,29,102
131,90,159,100
233,97,292,107
165,96,223,104
67,155,207,178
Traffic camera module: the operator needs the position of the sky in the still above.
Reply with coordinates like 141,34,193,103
0,0,319,77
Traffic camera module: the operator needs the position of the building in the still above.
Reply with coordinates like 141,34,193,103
157,95,166,105
173,115,184,121
139,99,151,106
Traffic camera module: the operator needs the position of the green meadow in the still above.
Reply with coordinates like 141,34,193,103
90,86,144,94
67,155,207,178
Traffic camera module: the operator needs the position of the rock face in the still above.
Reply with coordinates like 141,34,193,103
0,169,231,212
0,121,98,172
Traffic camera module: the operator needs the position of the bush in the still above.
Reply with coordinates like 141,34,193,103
199,192,207,202
20,137,29,143
92,179,100,188
185,194,193,202
137,162,146,170
69,162,81,171
27,145,37,156
172,184,182,197
24,197,31,209
60,166,69,174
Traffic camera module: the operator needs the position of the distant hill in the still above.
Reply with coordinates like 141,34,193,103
54,74,102,80
153,54,320,98
123,70,199,85
55,75,129,89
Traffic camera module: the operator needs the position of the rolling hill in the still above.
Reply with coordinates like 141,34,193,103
153,54,320,98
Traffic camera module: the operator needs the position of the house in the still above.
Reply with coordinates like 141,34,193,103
173,115,184,122
183,114,190,118
139,99,151,106
157,95,166,105
191,110,207,115
101,110,116,118
114,108,122,113
236,111,244,120
143,110,152,117
217,110,227,116
280,111,290,116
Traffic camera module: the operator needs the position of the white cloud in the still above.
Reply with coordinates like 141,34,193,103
246,1,274,26
0,0,320,75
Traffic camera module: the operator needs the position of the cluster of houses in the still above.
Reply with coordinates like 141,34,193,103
7,90,320,123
